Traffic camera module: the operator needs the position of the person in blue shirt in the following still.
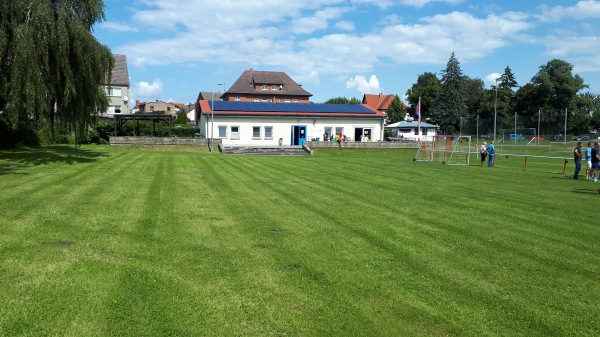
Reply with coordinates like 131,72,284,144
586,142,592,180
487,141,495,167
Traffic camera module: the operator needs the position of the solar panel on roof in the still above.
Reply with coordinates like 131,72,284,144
211,101,375,114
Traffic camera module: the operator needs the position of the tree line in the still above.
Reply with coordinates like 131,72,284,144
404,53,600,136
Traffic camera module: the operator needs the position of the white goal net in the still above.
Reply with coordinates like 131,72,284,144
413,135,471,165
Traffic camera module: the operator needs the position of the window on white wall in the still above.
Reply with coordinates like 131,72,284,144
107,105,121,114
218,126,227,138
105,87,122,97
231,126,240,139
252,126,261,138
265,126,273,139
335,127,344,136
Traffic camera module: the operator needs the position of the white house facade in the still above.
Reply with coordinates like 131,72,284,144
102,54,130,116
385,120,439,141
196,101,386,146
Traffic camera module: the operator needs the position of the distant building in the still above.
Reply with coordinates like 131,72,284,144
135,100,183,115
362,93,402,114
221,69,312,103
102,54,130,116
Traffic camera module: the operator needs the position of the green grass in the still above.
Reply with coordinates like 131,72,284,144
0,145,599,336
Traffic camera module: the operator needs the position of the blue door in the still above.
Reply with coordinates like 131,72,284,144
291,125,307,146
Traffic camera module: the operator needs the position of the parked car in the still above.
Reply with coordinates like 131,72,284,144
509,133,527,141
577,136,591,142
590,129,598,134
550,135,566,141
480,134,492,140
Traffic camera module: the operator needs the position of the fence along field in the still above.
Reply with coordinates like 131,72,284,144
0,145,598,336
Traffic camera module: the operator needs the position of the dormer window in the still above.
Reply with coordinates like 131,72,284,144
262,85,268,90
271,85,277,90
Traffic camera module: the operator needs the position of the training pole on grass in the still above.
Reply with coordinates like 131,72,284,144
563,159,568,174
524,156,528,171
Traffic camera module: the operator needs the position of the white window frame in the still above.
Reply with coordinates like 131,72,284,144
252,126,261,139
107,105,121,114
218,126,227,138
285,99,290,103
230,126,240,139
293,99,298,103
262,85,268,90
253,98,260,102
264,126,273,139
235,96,241,101
106,87,122,97
271,85,277,90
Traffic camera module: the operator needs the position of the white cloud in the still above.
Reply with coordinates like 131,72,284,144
334,20,355,31
117,1,534,84
134,80,164,100
346,75,382,94
485,73,502,87
537,1,600,22
101,21,138,32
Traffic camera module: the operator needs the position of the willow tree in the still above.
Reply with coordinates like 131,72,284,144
0,0,113,144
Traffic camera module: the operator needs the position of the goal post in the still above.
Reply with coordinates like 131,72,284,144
413,135,471,165
445,135,471,166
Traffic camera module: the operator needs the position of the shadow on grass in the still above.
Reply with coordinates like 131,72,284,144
0,145,109,176
571,188,600,195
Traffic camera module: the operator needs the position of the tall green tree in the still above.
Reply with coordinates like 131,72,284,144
0,0,113,145
405,72,440,120
324,97,361,104
385,95,406,124
525,59,587,133
431,52,468,134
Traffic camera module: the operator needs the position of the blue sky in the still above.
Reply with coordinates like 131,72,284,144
93,0,600,106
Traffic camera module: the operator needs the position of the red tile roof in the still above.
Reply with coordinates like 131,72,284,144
362,93,400,111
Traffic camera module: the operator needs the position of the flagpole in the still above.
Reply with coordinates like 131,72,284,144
417,96,421,142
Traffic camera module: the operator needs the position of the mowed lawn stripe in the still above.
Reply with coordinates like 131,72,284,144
1,146,599,336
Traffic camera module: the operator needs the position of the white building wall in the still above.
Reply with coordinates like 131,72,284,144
206,116,384,146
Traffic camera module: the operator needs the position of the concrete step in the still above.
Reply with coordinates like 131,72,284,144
220,146,310,156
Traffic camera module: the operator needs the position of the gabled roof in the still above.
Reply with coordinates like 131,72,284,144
225,69,312,97
362,93,398,111
386,120,439,128
198,101,385,118
197,91,224,101
109,54,129,87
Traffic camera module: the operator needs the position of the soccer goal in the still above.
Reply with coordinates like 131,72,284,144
413,135,471,165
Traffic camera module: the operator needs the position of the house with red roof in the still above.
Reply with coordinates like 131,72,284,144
195,100,386,146
362,93,404,113
221,69,312,103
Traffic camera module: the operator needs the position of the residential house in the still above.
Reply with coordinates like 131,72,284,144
196,100,386,146
136,100,182,115
102,54,130,116
362,93,397,114
385,116,439,141
221,69,312,103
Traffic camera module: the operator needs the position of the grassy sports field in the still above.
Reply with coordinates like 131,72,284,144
0,145,598,336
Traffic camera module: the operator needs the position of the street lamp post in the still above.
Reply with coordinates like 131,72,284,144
493,77,499,142
210,83,223,152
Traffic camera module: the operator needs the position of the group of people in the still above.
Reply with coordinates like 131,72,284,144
479,141,496,167
572,141,600,182
359,134,370,142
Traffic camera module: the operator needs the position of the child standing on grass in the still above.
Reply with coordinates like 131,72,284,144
586,142,592,180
